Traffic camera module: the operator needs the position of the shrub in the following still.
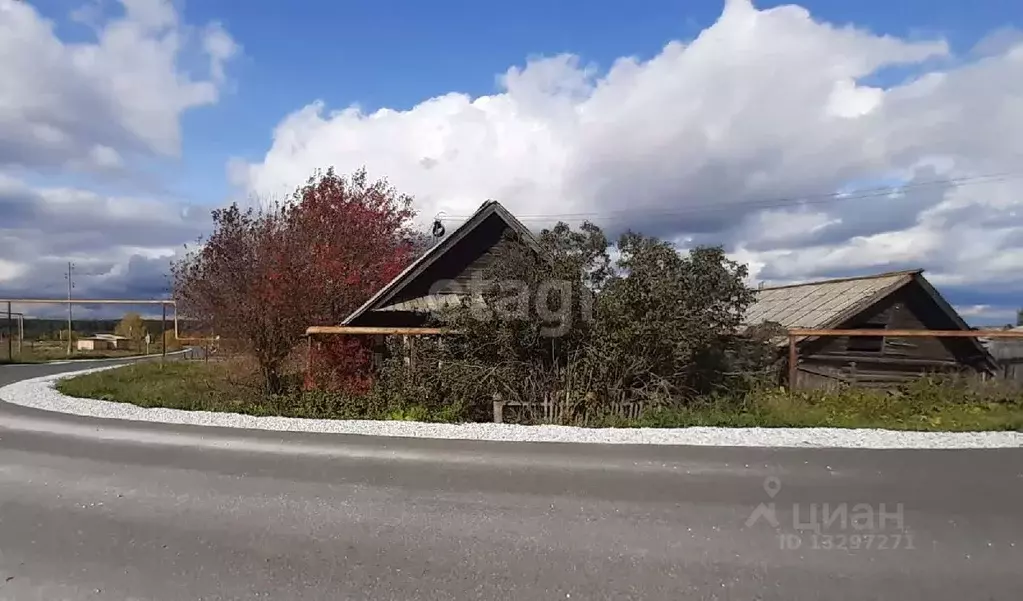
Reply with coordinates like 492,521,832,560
172,167,423,393
383,221,782,424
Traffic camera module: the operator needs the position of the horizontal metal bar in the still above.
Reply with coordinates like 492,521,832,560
4,299,183,343
789,328,1023,338
305,326,451,336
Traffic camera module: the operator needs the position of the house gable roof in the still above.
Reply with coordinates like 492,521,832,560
745,270,921,331
342,200,539,326
747,269,994,365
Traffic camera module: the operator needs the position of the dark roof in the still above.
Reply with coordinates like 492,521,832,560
341,200,539,325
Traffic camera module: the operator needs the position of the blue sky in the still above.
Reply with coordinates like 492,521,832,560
3,0,1023,323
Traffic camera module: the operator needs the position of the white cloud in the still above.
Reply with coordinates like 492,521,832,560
955,304,1018,325
0,176,207,297
0,0,238,172
0,258,25,282
236,0,1023,300
0,0,236,313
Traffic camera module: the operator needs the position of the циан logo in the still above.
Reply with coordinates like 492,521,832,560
746,475,915,551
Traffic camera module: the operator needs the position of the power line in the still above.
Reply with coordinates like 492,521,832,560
438,170,1023,223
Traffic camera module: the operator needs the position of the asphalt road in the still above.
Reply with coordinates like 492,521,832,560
1,360,1022,600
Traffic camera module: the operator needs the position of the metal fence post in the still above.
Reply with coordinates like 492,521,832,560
5,301,11,362
787,333,799,390
161,302,167,366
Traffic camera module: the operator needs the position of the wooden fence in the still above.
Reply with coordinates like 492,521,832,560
492,393,645,425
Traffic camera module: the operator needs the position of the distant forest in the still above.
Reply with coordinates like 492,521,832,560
3,318,186,340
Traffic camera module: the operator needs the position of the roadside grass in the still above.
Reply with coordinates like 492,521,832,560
55,361,1023,431
2,340,173,364
55,359,288,416
54,358,371,419
618,387,1023,432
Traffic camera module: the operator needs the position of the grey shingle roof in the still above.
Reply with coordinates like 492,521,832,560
745,270,920,329
745,269,996,368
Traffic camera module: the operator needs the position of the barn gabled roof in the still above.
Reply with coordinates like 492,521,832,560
746,269,993,364
745,270,922,331
341,200,539,326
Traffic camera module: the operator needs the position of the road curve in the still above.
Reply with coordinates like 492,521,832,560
1,361,1022,600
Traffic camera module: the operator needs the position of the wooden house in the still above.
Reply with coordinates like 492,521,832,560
325,200,541,369
342,200,540,329
330,203,997,390
745,270,997,389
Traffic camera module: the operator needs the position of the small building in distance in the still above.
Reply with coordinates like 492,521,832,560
76,333,130,351
745,270,997,390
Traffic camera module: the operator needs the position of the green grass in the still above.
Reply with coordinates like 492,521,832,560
55,359,369,419
615,388,1023,432
1,340,173,364
57,360,273,413
56,361,1023,431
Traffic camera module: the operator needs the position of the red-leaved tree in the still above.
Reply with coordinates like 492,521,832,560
172,167,421,394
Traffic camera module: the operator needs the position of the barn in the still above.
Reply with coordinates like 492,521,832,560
745,270,997,389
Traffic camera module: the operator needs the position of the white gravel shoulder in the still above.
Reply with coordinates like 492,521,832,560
2,364,1022,449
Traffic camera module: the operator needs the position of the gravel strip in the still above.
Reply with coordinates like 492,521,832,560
2,365,1022,448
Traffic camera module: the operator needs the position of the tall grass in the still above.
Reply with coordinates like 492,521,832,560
55,360,1023,431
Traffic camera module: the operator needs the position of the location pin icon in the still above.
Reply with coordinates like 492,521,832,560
764,476,782,499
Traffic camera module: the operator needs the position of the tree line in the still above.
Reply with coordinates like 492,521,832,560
11,317,168,341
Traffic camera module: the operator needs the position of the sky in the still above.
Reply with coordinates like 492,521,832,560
1,0,1023,324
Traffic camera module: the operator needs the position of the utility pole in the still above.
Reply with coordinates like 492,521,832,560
161,302,167,366
5,302,11,363
65,262,75,356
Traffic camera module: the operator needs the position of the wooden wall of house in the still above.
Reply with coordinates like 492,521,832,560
350,310,431,328
793,360,982,391
996,359,1023,382
986,338,1023,381
794,282,992,389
